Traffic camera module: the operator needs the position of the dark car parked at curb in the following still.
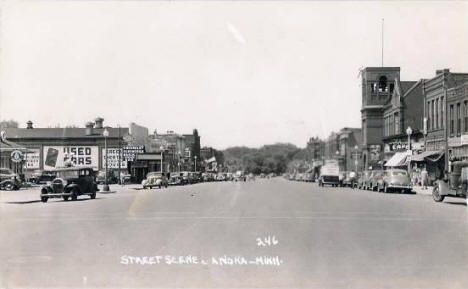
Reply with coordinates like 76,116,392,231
28,170,56,184
376,169,412,193
342,171,357,188
40,167,98,203
433,160,468,203
0,168,21,191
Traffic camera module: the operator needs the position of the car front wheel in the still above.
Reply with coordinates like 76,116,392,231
432,186,445,202
41,196,48,203
71,188,78,201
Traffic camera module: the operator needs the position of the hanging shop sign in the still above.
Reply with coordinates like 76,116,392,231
122,145,144,162
43,146,99,170
448,137,462,148
25,149,40,169
102,148,127,169
10,150,23,163
369,145,381,162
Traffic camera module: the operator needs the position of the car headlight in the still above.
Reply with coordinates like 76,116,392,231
46,181,52,186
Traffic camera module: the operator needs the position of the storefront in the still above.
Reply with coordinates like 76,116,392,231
3,119,129,178
0,137,35,179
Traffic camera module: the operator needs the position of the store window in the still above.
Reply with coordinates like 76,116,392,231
441,96,444,128
427,101,431,131
435,99,439,129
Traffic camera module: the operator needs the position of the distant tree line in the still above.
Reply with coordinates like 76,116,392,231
223,143,307,175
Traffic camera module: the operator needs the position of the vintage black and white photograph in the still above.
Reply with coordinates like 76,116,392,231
0,1,467,288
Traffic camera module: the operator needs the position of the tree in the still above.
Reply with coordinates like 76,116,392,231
0,120,19,129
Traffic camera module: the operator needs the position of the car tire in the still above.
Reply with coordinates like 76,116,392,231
63,196,69,201
90,192,96,199
41,196,48,203
71,188,78,201
432,185,445,202
3,182,14,191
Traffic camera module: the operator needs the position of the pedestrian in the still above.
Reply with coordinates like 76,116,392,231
421,166,428,190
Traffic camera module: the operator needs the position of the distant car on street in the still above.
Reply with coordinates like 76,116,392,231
142,172,168,189
40,167,98,202
0,168,21,191
377,169,412,193
96,170,118,185
368,170,384,191
168,176,183,186
342,171,357,188
28,170,56,184
357,171,371,189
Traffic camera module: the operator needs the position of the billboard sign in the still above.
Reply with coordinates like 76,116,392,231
43,146,98,170
102,148,127,169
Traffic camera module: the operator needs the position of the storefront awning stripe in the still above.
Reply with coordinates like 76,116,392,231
384,151,410,167
410,150,444,162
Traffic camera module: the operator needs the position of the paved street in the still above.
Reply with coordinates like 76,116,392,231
0,178,467,289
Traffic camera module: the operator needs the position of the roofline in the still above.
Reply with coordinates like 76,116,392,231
403,79,424,97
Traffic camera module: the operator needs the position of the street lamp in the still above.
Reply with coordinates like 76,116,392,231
194,155,197,172
102,128,110,192
177,150,181,172
354,145,359,172
406,126,412,174
160,145,164,173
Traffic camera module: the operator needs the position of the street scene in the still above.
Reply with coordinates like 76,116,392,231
1,1,467,289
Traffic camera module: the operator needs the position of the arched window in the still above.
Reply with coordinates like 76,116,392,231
378,76,388,92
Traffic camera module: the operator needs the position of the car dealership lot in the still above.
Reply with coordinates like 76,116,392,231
1,178,467,289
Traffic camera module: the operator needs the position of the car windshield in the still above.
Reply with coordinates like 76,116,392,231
391,171,408,176
148,173,162,178
56,170,79,178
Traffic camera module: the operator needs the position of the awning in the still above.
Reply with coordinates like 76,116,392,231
410,150,444,163
384,151,411,167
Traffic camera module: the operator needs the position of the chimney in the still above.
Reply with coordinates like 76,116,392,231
94,117,104,129
26,121,33,129
85,122,94,136
436,68,450,75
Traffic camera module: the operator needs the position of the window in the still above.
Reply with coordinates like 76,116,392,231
378,76,388,92
394,112,400,135
450,105,454,135
371,83,376,93
435,99,439,129
464,101,468,133
427,101,431,130
432,100,435,129
457,103,461,135
441,96,444,128
390,83,395,94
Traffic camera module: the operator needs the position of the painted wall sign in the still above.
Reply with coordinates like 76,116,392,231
122,146,144,161
43,146,98,170
25,149,40,169
102,148,127,169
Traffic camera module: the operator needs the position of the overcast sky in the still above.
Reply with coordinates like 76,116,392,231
1,1,467,149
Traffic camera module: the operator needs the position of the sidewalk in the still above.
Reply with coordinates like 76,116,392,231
412,185,433,196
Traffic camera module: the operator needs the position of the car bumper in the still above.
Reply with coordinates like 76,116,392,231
387,185,412,189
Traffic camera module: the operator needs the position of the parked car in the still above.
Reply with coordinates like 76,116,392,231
357,171,371,189
40,167,98,202
342,171,357,188
338,172,347,186
120,173,132,184
96,170,118,184
368,170,384,191
142,172,168,189
168,176,183,186
0,168,21,191
433,160,468,202
376,169,412,193
28,170,56,184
